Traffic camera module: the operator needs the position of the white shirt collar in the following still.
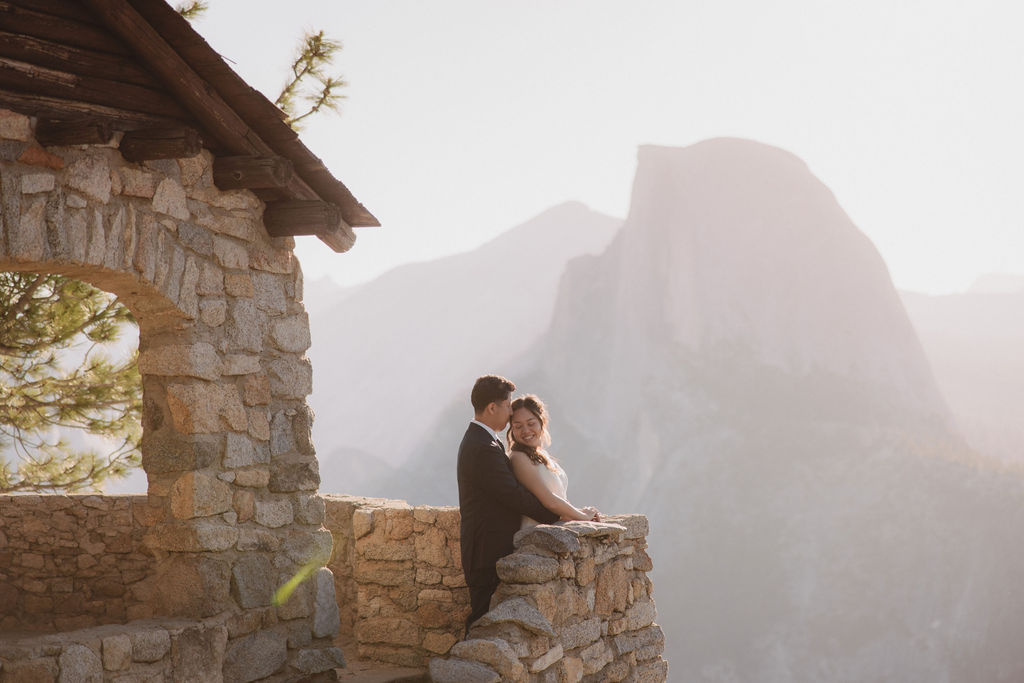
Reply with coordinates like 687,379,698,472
471,419,501,443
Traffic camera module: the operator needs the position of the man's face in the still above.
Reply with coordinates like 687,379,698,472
488,397,513,431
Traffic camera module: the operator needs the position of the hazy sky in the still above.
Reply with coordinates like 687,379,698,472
193,0,1023,295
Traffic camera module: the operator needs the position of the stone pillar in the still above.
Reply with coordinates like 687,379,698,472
0,109,344,679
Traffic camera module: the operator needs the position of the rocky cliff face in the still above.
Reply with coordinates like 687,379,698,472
539,140,948,439
390,139,1024,681
523,141,1024,681
512,139,956,515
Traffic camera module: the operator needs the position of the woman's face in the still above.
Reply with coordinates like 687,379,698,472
510,407,544,448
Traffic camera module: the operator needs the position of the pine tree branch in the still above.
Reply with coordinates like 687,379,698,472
287,77,346,128
175,1,208,21
1,273,46,327
278,58,314,109
0,272,141,492
275,31,346,130
47,297,130,349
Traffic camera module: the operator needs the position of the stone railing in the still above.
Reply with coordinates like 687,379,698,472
0,494,343,680
324,495,470,667
0,614,342,681
0,494,154,632
429,517,668,682
2,492,665,680
323,496,667,681
0,618,226,682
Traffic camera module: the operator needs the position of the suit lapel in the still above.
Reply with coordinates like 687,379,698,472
469,422,505,454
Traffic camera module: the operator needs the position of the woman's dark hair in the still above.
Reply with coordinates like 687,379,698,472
507,394,552,467
471,375,515,413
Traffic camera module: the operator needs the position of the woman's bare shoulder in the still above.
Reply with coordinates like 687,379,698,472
508,449,533,465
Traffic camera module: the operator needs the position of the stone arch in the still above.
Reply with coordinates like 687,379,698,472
0,260,181,497
1,131,335,647
1,150,198,499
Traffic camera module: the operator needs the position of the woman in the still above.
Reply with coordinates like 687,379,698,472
506,394,601,528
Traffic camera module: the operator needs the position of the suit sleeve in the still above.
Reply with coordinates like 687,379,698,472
470,444,559,524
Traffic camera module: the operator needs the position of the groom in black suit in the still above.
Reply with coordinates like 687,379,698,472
457,375,558,631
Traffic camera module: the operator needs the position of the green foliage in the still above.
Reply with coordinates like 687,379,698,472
175,1,209,21
175,2,346,131
0,273,142,493
275,30,347,130
1,5,345,492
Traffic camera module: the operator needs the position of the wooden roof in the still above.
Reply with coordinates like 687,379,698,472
0,0,378,252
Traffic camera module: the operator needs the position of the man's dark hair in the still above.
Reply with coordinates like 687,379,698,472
471,375,515,414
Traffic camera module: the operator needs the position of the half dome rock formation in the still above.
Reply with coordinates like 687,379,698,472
379,139,1024,681
362,140,1024,683
539,138,950,439
511,139,1022,681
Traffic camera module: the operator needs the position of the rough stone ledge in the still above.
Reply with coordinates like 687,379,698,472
433,513,667,682
428,656,500,683
321,496,666,680
0,616,222,661
0,614,343,680
475,598,556,637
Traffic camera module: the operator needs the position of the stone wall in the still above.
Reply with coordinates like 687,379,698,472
0,495,151,633
0,494,345,681
0,618,229,683
324,495,470,667
0,108,665,680
1,494,667,680
0,108,340,679
429,518,668,683
0,615,342,682
323,496,668,681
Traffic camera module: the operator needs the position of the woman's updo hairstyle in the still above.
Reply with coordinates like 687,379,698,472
507,394,552,467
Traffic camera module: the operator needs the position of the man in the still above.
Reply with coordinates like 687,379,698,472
457,375,558,631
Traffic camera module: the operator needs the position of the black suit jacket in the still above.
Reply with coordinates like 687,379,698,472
457,422,558,583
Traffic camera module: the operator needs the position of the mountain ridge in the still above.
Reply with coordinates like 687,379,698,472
378,138,1024,680
308,201,621,493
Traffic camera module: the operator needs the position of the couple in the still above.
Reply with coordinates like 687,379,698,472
457,374,601,630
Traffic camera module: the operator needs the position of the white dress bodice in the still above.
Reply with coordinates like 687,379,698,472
521,457,569,529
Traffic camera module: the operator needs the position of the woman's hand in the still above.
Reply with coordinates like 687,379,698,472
581,506,601,522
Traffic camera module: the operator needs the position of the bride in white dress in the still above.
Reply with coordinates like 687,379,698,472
506,395,601,529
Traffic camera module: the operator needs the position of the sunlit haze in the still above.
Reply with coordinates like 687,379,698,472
7,4,1022,676
193,0,1023,295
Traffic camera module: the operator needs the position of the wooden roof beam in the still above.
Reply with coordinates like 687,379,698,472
0,0,129,54
35,118,112,146
264,200,355,254
82,0,349,250
0,55,189,119
81,0,311,193
0,29,157,87
213,155,294,191
120,126,201,162
0,87,187,129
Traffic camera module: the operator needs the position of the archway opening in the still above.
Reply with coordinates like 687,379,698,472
0,270,143,495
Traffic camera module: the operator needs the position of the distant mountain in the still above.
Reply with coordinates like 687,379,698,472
967,273,1024,294
388,139,1024,680
902,283,1024,463
395,139,956,503
527,141,953,489
307,202,620,494
301,275,355,317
